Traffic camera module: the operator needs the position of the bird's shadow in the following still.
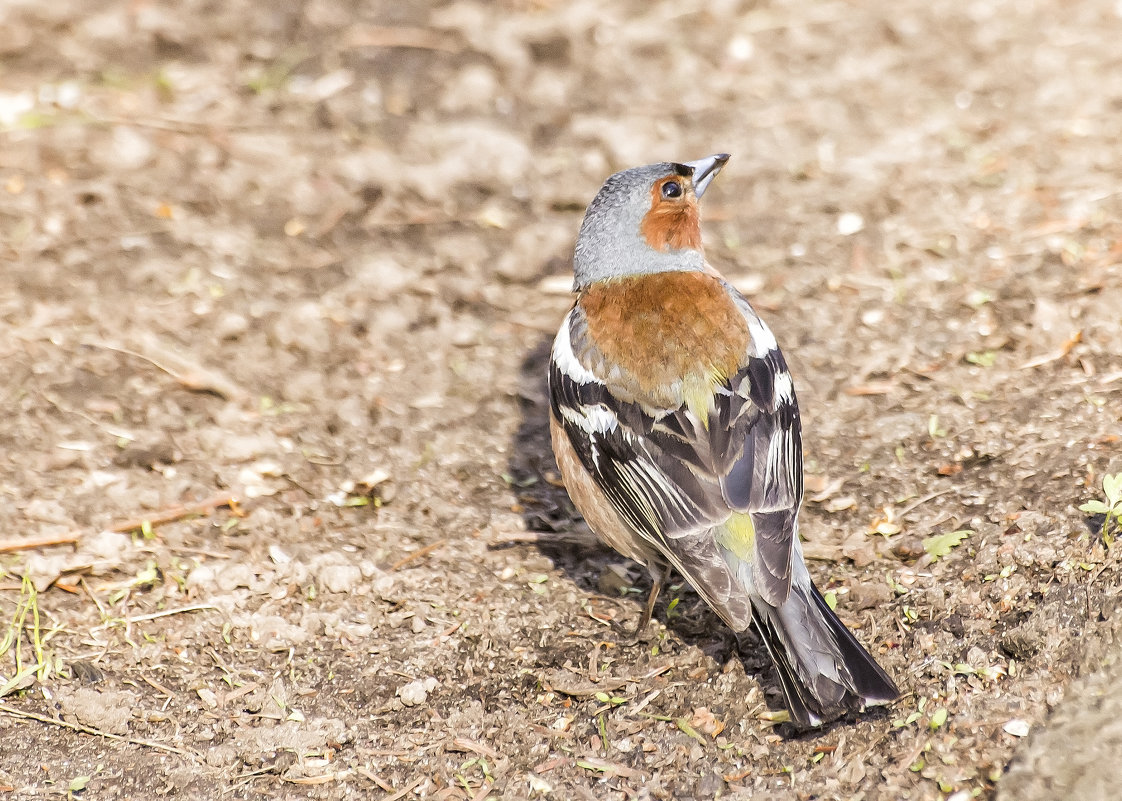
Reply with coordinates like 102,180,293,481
501,334,854,737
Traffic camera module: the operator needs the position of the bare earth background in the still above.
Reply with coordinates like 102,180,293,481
1,0,1121,799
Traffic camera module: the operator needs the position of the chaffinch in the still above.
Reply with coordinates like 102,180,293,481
548,154,899,726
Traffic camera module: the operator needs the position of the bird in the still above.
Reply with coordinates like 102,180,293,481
547,153,900,727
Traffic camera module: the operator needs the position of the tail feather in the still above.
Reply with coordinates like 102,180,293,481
751,581,899,727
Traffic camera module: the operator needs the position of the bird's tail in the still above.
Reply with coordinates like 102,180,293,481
750,579,899,727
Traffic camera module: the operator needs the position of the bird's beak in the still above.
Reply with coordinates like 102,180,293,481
685,153,730,198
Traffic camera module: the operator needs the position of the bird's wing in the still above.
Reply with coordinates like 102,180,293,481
549,298,803,611
714,300,804,607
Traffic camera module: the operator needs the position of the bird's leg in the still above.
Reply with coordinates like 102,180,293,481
613,563,669,646
637,564,668,633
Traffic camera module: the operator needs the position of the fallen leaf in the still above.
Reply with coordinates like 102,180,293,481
825,496,856,513
690,707,725,737
808,476,847,503
923,529,971,560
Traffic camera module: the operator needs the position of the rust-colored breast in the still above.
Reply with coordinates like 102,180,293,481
577,272,749,405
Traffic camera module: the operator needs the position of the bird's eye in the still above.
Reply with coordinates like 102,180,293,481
661,180,683,199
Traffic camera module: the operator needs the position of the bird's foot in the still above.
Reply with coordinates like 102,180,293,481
609,615,656,647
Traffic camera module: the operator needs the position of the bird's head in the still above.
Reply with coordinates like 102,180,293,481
572,154,730,290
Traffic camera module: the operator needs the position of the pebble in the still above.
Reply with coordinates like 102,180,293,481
372,574,396,599
24,553,68,592
248,615,309,651
837,211,865,235
216,563,254,591
205,744,240,768
187,564,216,590
58,688,136,735
105,125,154,171
354,255,412,297
696,771,727,797
22,498,72,525
215,312,250,340
199,431,277,463
359,560,381,579
396,677,438,707
318,564,362,594
438,64,498,113
271,301,331,354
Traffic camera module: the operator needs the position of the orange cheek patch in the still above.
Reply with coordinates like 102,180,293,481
640,181,702,252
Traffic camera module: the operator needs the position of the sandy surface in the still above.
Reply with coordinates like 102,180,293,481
1,0,1121,798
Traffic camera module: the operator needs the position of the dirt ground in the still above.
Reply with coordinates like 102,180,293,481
1,0,1120,798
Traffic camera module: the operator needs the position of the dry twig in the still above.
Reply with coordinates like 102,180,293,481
389,539,447,571
377,777,425,801
343,25,460,53
87,340,247,401
110,493,240,535
0,702,196,759
0,532,81,554
1017,330,1083,370
91,603,216,632
449,737,499,760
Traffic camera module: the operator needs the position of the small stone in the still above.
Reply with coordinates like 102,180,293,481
24,553,67,592
205,744,240,768
837,211,865,235
248,615,309,651
318,564,361,593
216,563,254,591
187,564,216,589
696,771,726,797
58,688,135,735
849,580,893,610
397,679,429,706
271,301,331,354
372,574,396,600
327,620,373,639
966,645,989,667
354,255,412,297
106,126,154,171
450,324,477,347
22,498,72,525
215,312,250,340
246,677,289,719
1001,627,1042,660
85,530,134,562
200,432,276,463
359,560,381,578
438,64,499,113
